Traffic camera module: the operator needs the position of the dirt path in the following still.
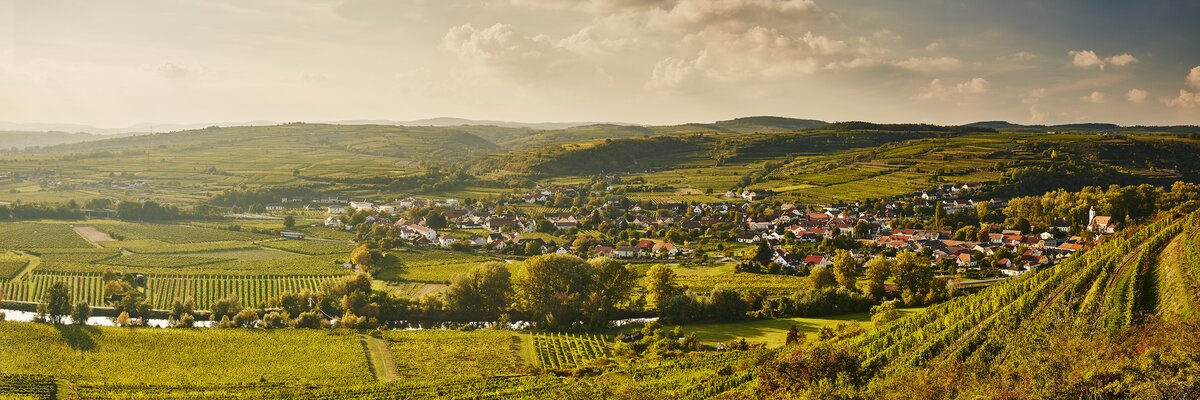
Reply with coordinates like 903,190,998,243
360,334,400,382
72,226,115,247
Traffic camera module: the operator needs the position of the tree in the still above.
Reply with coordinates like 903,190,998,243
350,244,379,272
831,250,858,290
644,264,681,311
751,240,774,265
892,251,934,305
210,297,243,322
706,287,749,322
536,219,556,233
283,215,296,230
424,212,448,230
785,325,802,346
514,254,594,327
444,262,513,319
808,265,837,290
262,311,287,329
524,241,543,256
871,300,900,325
70,301,92,325
588,257,637,319
864,255,893,299
932,202,947,229
36,281,72,324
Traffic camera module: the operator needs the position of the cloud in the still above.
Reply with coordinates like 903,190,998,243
646,27,841,89
1105,53,1139,67
1002,51,1038,61
1068,50,1138,71
1069,50,1105,70
1080,91,1106,104
156,62,199,79
1163,90,1200,109
443,23,520,62
924,40,942,52
1187,66,1200,90
894,56,961,72
915,77,989,100
1125,88,1147,104
1028,105,1047,123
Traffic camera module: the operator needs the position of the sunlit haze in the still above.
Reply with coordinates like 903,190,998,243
1,0,1199,128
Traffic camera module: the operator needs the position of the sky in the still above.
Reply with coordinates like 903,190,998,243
1,0,1199,128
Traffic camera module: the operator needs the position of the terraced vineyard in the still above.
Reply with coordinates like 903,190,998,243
530,332,611,369
849,207,1200,376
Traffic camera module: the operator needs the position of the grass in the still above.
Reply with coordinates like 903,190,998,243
676,308,925,348
0,322,372,385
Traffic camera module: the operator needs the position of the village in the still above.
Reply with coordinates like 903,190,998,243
261,181,1118,281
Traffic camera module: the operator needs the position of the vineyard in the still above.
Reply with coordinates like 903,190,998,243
529,332,611,369
0,374,56,400
0,323,373,386
0,271,340,309
0,253,30,280
847,207,1200,377
383,330,524,378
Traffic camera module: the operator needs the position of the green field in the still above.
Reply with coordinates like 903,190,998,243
0,220,351,309
0,322,372,385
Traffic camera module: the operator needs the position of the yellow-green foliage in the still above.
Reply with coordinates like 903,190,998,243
383,330,524,378
0,322,372,385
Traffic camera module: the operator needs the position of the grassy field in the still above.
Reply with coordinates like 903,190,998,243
677,308,925,347
0,322,372,385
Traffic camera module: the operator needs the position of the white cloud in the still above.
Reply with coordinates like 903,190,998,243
1187,66,1200,90
1068,50,1139,71
1105,53,1139,67
1125,88,1147,104
894,56,961,72
1080,91,1106,104
1069,50,1105,70
924,40,942,52
443,23,520,62
1164,89,1200,109
915,77,989,100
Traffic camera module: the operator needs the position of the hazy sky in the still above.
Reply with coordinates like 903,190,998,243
2,0,1199,128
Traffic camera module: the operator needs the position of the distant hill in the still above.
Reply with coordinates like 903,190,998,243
963,121,1176,132
825,121,996,133
0,131,139,150
710,116,829,133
